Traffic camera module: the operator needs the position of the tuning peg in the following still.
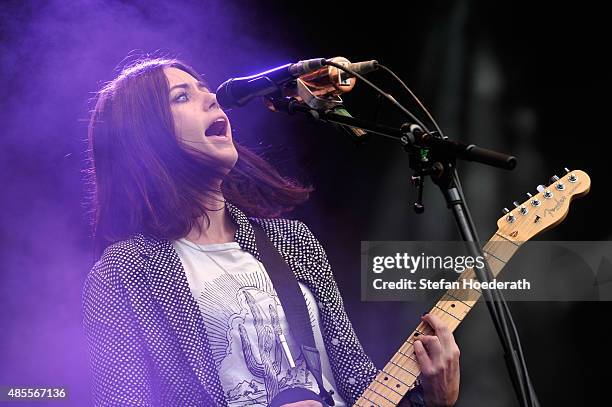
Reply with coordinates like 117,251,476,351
526,192,533,198
502,208,515,223
537,184,553,198
564,167,578,182
549,174,565,190
513,201,528,215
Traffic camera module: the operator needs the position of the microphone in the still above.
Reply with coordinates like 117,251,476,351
289,57,378,138
216,58,327,109
216,57,379,109
297,57,378,97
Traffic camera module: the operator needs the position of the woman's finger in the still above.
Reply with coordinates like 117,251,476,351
422,313,455,348
413,339,433,375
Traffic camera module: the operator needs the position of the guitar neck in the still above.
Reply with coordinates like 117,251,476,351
354,233,520,407
353,168,590,406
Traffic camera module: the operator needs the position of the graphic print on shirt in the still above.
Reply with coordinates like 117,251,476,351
194,270,319,406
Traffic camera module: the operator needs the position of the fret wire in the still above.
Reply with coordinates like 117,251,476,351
403,330,432,347
363,387,393,407
397,348,418,362
492,233,520,247
453,285,482,294
356,396,379,407
442,291,472,309
375,369,411,390
483,242,503,259
384,361,418,384
447,284,482,298
372,376,404,397
390,349,420,373
359,392,381,407
442,292,474,308
388,359,418,378
429,308,461,331
384,359,419,383
380,367,413,387
482,249,506,265
433,304,462,322
399,342,412,351
483,239,501,252
437,295,471,315
371,376,404,398
367,384,399,404
361,389,381,405
413,324,434,336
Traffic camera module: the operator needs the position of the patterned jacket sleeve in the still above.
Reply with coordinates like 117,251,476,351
82,248,155,406
297,222,421,406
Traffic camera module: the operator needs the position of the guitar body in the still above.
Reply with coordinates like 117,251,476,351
267,387,328,407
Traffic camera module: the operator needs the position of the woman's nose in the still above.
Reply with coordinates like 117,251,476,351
203,92,219,112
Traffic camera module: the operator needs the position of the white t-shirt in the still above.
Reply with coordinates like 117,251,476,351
173,239,346,407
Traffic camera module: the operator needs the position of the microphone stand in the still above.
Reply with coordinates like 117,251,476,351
266,97,540,407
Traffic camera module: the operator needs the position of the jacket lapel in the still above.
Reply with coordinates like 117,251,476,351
141,235,227,406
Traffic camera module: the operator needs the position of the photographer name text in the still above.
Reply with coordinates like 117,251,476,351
373,278,531,290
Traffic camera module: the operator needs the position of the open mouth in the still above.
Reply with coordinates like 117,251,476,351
205,118,228,137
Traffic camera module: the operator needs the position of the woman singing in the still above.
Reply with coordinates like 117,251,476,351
82,57,460,406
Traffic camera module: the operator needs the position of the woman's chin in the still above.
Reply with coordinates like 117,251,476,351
185,143,238,171
210,149,239,174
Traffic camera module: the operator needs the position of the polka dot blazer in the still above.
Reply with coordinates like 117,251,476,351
82,202,418,406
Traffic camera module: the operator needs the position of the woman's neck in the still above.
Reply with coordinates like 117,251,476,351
184,190,237,245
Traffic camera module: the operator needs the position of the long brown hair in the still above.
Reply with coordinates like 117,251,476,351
85,57,312,256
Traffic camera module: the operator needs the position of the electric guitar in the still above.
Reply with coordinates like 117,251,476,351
270,169,591,407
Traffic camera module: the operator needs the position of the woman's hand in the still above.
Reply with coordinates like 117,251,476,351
413,313,460,407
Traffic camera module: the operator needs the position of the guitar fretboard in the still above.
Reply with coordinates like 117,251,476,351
354,234,520,407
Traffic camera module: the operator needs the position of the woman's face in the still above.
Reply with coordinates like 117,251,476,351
164,67,238,173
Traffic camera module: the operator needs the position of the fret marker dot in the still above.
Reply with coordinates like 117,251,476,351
451,303,456,307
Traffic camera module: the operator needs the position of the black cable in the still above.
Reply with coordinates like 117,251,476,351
377,63,447,140
323,60,433,135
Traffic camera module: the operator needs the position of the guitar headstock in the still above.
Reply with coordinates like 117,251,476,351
496,168,591,242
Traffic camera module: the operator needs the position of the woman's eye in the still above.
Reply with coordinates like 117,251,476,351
174,92,189,102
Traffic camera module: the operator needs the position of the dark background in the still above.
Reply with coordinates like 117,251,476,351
0,0,609,405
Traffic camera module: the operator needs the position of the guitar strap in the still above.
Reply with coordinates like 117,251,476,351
252,222,335,406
